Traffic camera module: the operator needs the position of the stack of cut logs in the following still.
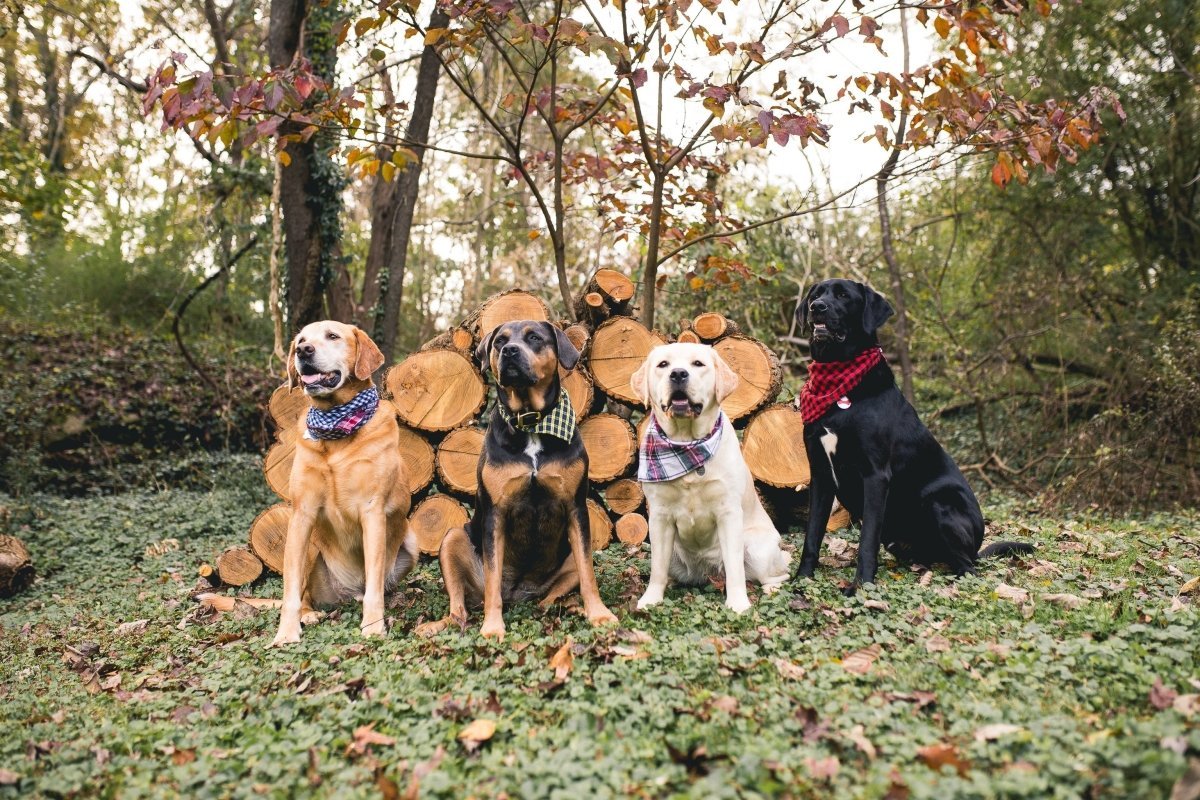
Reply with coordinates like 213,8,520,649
204,269,850,587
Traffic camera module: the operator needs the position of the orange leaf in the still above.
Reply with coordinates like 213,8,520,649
917,742,970,776
457,719,496,753
424,28,449,45
527,230,541,240
840,644,880,674
933,16,951,39
549,639,574,681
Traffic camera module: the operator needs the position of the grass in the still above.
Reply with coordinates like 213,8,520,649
1,456,1197,799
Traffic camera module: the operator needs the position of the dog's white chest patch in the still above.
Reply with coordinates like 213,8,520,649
525,433,543,476
820,428,839,488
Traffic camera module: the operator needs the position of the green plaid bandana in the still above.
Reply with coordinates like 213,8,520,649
496,390,576,443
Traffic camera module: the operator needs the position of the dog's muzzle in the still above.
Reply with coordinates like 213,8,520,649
298,360,343,393
498,348,538,387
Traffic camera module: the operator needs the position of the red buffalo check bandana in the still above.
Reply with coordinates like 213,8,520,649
638,412,725,482
798,346,884,424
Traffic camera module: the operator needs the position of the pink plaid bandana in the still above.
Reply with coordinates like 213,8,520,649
798,347,884,424
305,387,379,440
638,412,725,482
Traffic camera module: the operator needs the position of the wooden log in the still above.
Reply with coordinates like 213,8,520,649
574,291,609,326
386,349,487,432
562,323,591,355
0,534,34,598
676,329,702,344
714,335,783,421
396,422,436,494
828,506,852,531
435,426,486,496
692,312,739,341
263,438,295,501
421,326,475,354
248,503,292,574
409,494,471,556
474,289,551,340
588,317,667,406
215,546,264,587
579,413,637,482
741,404,811,489
267,384,306,436
560,368,595,423
586,498,613,551
603,478,645,515
615,512,649,545
591,268,636,305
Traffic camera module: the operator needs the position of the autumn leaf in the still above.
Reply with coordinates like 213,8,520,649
974,723,1023,742
841,644,880,674
924,635,951,653
278,150,292,167
549,639,574,681
458,719,497,753
916,742,969,776
1179,576,1200,595
774,658,806,680
347,724,396,758
805,755,840,780
1150,677,1178,710
994,582,1028,603
845,725,877,759
1042,592,1086,609
933,16,951,40
424,28,449,45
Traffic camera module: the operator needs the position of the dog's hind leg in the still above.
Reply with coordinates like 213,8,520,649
416,526,482,637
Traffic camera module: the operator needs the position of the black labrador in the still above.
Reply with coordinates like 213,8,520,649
795,279,1030,593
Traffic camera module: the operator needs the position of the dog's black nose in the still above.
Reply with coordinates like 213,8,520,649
669,368,689,384
501,344,520,357
298,343,315,357
810,300,828,313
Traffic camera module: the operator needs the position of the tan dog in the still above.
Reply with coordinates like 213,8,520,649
630,343,790,612
200,321,417,645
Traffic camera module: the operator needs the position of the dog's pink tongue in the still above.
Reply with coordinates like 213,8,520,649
670,398,691,414
301,373,324,385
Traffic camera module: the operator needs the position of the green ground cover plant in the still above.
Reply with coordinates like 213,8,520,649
0,456,1197,799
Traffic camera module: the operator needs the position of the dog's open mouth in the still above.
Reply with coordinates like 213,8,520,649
664,390,703,417
299,366,342,391
811,323,846,343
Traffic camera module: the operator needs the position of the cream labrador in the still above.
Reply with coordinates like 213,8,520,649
630,343,790,612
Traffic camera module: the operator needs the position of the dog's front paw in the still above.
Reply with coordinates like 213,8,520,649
415,617,450,638
587,606,618,626
271,627,301,647
361,619,387,638
725,595,752,614
300,608,322,626
480,617,506,641
636,589,664,610
796,562,817,579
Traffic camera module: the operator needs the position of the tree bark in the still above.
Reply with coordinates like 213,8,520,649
360,7,449,365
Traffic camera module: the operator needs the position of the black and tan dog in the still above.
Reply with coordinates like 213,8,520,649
417,320,617,640
795,279,1031,593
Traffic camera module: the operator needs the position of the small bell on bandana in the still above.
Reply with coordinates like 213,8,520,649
837,396,852,410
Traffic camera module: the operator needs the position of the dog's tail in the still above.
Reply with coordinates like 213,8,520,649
195,593,282,612
978,541,1036,559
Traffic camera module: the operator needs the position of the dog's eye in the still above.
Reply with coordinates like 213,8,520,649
692,360,704,368
657,360,669,369
326,332,339,340
527,333,542,344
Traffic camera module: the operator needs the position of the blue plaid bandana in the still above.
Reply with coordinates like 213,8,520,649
305,387,380,441
638,412,725,482
496,391,576,443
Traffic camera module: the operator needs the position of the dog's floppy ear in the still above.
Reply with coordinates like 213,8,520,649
713,349,740,403
629,356,652,407
352,326,385,380
548,323,581,371
858,283,895,334
286,336,300,389
797,284,818,331
475,327,499,375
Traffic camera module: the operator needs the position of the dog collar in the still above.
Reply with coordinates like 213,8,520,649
797,347,884,424
638,412,725,483
496,391,576,443
305,387,380,441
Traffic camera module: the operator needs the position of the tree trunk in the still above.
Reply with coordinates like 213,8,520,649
360,7,450,366
640,170,667,330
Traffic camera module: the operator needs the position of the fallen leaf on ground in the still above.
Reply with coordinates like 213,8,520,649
458,719,496,752
1170,758,1200,800
1151,677,1178,710
841,644,881,674
1173,694,1199,718
917,742,970,776
774,658,806,680
918,570,933,586
549,639,573,681
845,724,876,759
863,599,890,612
804,755,840,780
995,584,1029,603
711,695,739,715
924,635,951,653
347,724,396,757
974,723,1023,742
1043,593,1086,609
0,770,18,785
114,619,150,636
1179,576,1200,596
